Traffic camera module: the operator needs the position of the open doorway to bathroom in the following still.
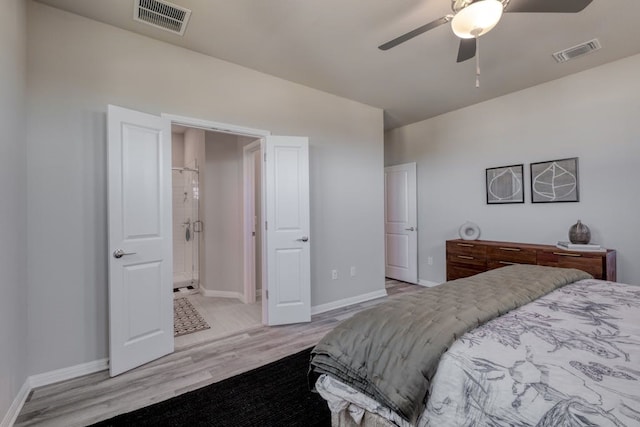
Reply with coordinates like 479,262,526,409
171,125,202,294
171,124,263,347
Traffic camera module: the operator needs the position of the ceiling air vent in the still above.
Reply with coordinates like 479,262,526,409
134,0,192,36
552,39,601,63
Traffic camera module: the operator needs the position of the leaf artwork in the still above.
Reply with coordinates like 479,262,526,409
486,164,524,204
532,162,577,201
488,167,522,201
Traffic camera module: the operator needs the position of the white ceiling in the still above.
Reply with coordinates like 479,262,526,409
35,0,640,129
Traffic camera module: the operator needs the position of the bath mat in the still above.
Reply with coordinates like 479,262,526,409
174,298,210,337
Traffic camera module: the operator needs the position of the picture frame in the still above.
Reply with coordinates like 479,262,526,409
530,157,579,203
485,164,524,204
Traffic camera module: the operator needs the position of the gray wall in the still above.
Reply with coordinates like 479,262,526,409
202,132,245,294
171,132,185,167
0,0,28,418
385,54,640,285
26,2,384,374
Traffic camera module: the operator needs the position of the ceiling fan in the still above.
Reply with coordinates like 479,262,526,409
379,0,593,63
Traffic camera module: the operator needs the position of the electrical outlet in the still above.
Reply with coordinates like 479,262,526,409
350,266,357,277
331,270,338,280
428,256,433,266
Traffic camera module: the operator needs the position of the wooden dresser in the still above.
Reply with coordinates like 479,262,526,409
446,239,617,282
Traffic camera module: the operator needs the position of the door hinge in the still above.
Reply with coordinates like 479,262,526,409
266,289,269,299
264,152,267,162
265,221,268,230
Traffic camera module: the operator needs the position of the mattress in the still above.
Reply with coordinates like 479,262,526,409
310,265,591,423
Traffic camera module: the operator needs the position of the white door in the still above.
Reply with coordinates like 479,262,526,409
264,136,311,325
107,105,173,376
384,163,418,283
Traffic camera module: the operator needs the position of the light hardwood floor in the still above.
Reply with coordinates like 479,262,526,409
16,280,420,427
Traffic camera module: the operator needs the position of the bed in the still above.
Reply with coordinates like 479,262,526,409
309,265,640,426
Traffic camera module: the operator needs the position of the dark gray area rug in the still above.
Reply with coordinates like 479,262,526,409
89,347,331,426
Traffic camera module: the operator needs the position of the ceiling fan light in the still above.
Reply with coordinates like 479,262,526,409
451,0,503,39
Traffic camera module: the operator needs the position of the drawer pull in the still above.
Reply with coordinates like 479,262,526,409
457,243,474,247
553,252,582,258
457,255,474,260
499,261,517,265
499,247,521,252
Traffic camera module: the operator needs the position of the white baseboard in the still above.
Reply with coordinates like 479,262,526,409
29,358,109,388
1,380,30,427
311,289,388,316
418,279,442,287
200,288,244,301
1,358,108,427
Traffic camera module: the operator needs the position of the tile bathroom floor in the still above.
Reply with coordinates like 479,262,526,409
174,292,262,348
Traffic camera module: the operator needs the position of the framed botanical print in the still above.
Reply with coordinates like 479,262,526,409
530,157,579,203
486,164,524,204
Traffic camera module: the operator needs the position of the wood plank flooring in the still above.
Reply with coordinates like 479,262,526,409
15,280,420,427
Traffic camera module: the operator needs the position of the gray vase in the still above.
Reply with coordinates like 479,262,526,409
569,220,591,244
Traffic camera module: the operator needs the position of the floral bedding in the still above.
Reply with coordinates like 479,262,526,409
318,278,640,426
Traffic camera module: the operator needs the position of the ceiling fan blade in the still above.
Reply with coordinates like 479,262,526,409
378,16,450,51
457,38,476,63
505,0,593,13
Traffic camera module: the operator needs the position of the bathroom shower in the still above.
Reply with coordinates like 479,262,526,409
172,165,201,289
184,219,191,242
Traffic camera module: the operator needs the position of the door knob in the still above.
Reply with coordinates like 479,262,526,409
113,249,137,259
405,227,415,231
296,236,309,242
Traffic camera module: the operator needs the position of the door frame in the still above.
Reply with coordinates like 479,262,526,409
242,140,263,306
162,113,270,321
384,162,418,284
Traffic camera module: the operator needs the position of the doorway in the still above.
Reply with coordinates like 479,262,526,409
243,140,263,307
170,125,264,345
171,125,202,291
384,162,418,283
107,106,312,375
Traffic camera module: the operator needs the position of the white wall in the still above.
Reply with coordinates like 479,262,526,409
202,132,245,294
0,0,28,420
184,128,205,171
385,54,640,285
186,129,207,289
171,133,186,282
26,1,384,374
171,132,184,167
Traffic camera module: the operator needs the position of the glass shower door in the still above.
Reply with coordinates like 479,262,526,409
187,167,200,287
172,166,200,289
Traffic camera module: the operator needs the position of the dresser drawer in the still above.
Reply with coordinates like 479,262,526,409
447,253,486,268
446,241,486,280
487,246,537,270
446,241,487,258
537,250,604,279
446,239,615,283
447,264,486,281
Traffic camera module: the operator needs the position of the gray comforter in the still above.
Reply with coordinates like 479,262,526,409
309,265,592,423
